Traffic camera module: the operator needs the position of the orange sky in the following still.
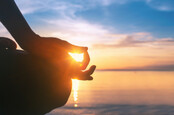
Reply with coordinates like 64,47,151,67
0,0,174,70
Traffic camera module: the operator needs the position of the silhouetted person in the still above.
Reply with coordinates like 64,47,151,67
0,0,96,115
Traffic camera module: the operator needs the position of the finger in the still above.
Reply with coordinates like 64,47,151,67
72,65,96,80
81,51,90,70
46,37,88,53
78,76,93,80
83,65,96,75
71,73,93,80
63,41,88,53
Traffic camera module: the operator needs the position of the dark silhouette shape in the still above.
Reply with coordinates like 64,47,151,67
0,0,96,114
0,37,72,114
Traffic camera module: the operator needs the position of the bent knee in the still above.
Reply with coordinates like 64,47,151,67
0,37,17,51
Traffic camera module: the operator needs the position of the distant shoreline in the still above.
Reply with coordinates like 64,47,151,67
96,69,174,71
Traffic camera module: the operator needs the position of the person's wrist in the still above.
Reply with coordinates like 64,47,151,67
19,33,40,51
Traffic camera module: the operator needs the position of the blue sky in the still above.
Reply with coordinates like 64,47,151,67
75,0,174,38
0,0,174,69
13,0,174,38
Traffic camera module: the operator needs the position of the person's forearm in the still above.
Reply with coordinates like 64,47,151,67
0,0,37,50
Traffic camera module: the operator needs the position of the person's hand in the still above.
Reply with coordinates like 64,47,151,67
72,65,96,80
25,36,87,67
24,35,95,80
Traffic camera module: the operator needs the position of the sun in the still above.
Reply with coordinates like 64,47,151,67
69,53,84,62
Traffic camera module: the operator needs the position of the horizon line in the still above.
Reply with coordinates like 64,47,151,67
96,69,174,71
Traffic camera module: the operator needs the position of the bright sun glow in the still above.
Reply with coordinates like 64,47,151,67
69,53,84,62
72,79,79,107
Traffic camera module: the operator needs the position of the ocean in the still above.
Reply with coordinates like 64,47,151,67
46,71,174,115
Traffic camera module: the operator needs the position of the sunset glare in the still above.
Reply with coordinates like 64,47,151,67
1,0,174,115
1,0,174,70
69,53,84,62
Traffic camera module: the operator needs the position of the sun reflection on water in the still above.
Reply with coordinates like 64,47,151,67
72,79,79,107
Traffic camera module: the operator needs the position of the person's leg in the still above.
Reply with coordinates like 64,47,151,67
0,37,72,115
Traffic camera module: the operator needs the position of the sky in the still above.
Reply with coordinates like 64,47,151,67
0,0,174,70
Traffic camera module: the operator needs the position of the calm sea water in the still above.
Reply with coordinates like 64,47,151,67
46,71,174,115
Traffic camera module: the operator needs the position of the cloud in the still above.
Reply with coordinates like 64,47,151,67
80,0,129,6
0,23,11,37
0,24,7,34
14,0,115,47
15,0,44,14
14,0,143,15
15,0,83,17
14,0,174,17
146,0,174,11
1,0,114,48
10,0,174,49
93,33,174,48
43,18,112,46
14,0,117,15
